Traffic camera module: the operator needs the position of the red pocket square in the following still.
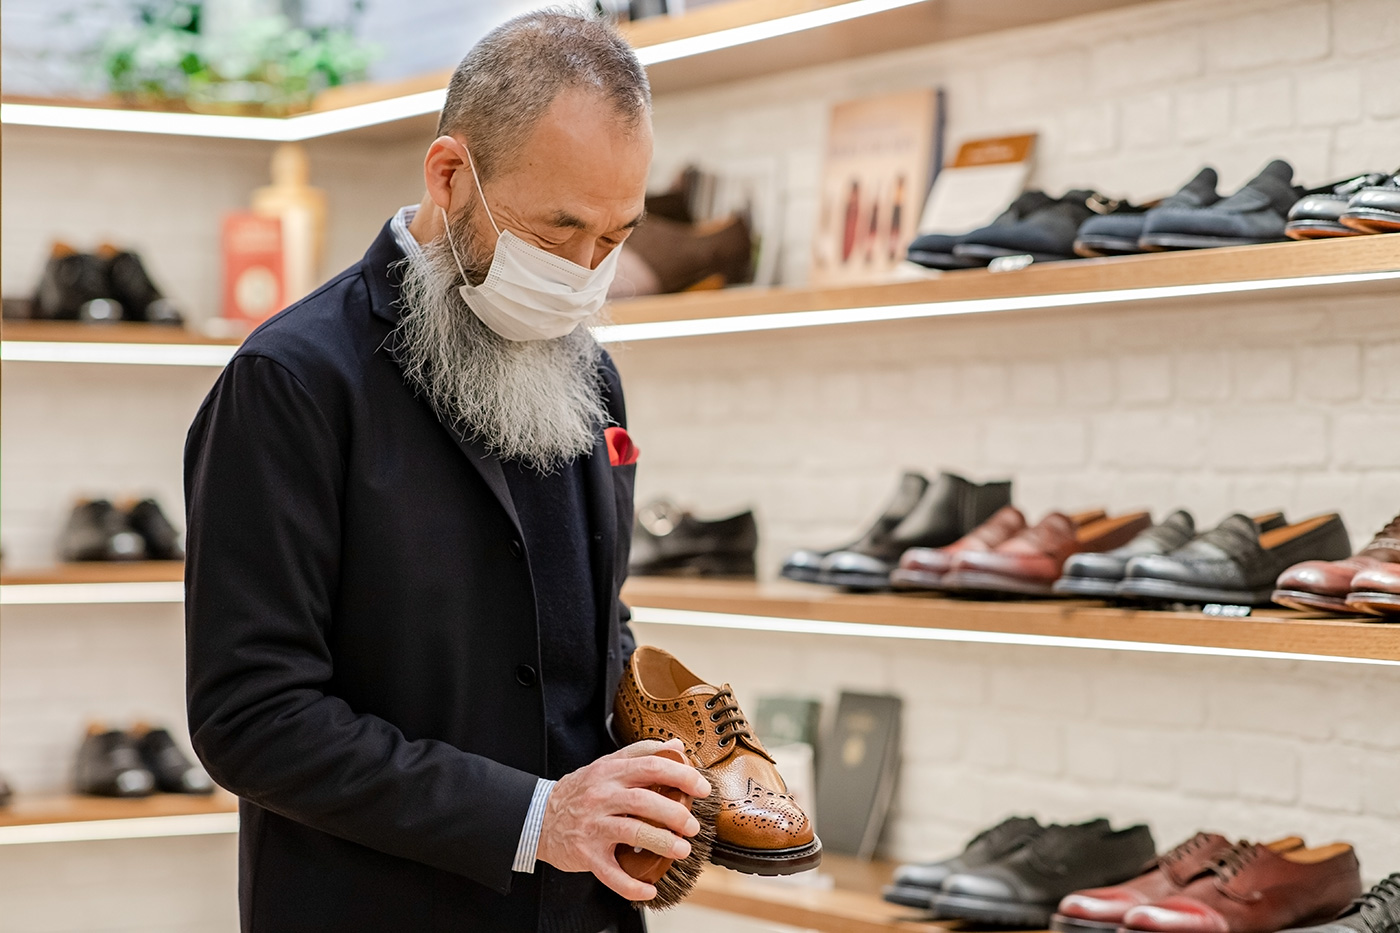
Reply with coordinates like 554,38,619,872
605,426,640,467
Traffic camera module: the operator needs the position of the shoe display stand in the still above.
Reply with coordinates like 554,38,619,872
0,792,238,846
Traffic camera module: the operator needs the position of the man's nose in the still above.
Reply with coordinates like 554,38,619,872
555,237,605,270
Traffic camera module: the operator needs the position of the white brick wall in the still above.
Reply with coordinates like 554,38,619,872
1,0,1398,927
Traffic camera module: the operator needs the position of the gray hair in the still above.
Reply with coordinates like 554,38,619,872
437,8,651,182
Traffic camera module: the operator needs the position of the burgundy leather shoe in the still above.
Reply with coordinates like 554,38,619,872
1347,561,1400,617
1051,835,1303,933
890,505,1027,590
1121,842,1362,933
1275,513,1400,613
942,510,1151,596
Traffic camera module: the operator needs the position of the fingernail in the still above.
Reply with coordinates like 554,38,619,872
699,780,712,797
685,817,700,836
672,839,691,860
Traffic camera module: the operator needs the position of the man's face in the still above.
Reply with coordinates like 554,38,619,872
456,88,652,273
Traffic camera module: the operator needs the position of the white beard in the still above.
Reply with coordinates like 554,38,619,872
391,217,608,474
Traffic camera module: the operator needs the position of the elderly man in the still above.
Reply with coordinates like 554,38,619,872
184,11,708,932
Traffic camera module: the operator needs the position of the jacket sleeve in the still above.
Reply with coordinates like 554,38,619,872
184,353,537,895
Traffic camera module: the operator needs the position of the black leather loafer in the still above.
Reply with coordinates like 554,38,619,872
883,816,1044,912
781,472,928,582
1117,513,1352,606
76,726,155,797
1139,160,1302,249
60,500,147,562
954,191,1126,263
1075,168,1218,257
1053,510,1196,597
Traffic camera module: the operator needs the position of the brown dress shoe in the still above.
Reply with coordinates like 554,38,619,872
615,646,821,876
942,510,1150,596
1051,835,1304,933
1122,842,1362,933
1347,560,1400,616
1275,513,1400,613
890,505,1027,590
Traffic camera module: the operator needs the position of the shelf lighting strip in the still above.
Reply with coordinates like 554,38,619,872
0,812,239,846
1,0,923,140
628,606,1400,668
5,269,1399,366
0,581,185,605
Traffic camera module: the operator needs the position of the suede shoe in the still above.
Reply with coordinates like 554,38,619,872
1054,510,1197,597
954,190,1128,263
614,646,820,876
891,505,1027,591
1275,512,1400,613
782,472,928,583
935,820,1156,927
907,191,1058,270
1122,842,1362,933
1075,168,1219,256
629,502,758,577
817,472,1012,590
1052,834,1304,933
1340,170,1400,233
1139,160,1303,249
1278,874,1400,933
883,815,1044,910
1119,513,1352,606
1285,173,1391,239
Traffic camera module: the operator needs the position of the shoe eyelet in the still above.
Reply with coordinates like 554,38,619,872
703,699,714,710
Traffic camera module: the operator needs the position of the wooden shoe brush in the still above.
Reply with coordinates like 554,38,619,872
616,747,720,910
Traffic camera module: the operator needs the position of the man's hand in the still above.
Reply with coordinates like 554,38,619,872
537,737,712,901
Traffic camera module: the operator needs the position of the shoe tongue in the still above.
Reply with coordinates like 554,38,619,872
1171,167,1219,206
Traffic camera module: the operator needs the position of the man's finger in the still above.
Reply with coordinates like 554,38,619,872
593,853,658,902
614,817,690,860
620,787,700,838
623,754,712,799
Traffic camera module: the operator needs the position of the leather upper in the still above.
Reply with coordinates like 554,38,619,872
1122,843,1363,933
942,821,1153,905
1062,510,1196,581
615,646,814,852
1281,515,1400,595
894,815,1043,890
1127,514,1351,590
951,511,1151,584
1059,833,1235,923
897,505,1027,575
1142,160,1300,240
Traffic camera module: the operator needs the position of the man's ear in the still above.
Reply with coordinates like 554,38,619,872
423,135,470,213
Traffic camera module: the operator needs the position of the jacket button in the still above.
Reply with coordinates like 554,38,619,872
509,539,524,560
515,664,537,687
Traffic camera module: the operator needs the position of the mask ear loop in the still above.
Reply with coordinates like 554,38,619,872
462,144,501,235
440,207,472,285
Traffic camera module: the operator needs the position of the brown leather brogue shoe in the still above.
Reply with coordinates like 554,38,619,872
891,505,1027,590
1275,513,1400,614
615,646,821,876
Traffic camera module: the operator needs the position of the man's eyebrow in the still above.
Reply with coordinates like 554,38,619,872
547,210,646,232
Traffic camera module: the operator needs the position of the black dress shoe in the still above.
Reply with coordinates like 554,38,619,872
60,500,148,562
1118,513,1353,606
1280,874,1400,933
126,498,184,561
953,191,1128,264
33,246,124,322
134,725,214,795
1139,159,1303,249
935,821,1156,928
101,247,184,325
818,472,1013,589
907,192,1058,270
883,816,1045,911
75,726,155,797
1053,511,1197,597
628,501,757,577
781,471,929,583
1340,170,1400,233
1286,172,1390,239
1074,168,1219,256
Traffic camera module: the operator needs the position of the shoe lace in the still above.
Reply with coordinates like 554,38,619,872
1356,874,1400,933
1159,832,1213,870
966,816,1030,852
704,686,753,749
1213,842,1262,883
1023,827,1073,877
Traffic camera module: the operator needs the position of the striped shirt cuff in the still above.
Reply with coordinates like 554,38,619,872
511,778,556,873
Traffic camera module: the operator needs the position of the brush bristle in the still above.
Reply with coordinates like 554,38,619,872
635,767,721,910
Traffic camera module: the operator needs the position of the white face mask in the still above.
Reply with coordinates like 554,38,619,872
442,147,620,342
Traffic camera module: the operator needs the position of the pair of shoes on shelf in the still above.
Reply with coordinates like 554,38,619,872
887,817,1156,927
1054,833,1364,933
1287,169,1400,238
628,501,758,577
1274,512,1400,617
908,191,1135,268
33,242,183,324
75,723,213,797
782,471,1013,590
60,498,184,562
894,508,1153,596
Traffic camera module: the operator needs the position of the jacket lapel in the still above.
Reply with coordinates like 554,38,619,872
583,429,618,635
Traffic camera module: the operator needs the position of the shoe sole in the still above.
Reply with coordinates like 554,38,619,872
1345,591,1400,616
1270,588,1356,614
889,568,947,590
1073,235,1145,257
1340,209,1400,233
1285,220,1362,239
780,566,823,584
1138,233,1286,250
1052,576,1122,598
940,570,1054,596
710,837,822,876
907,249,985,269
953,244,1075,263
816,570,893,590
933,891,1053,926
1116,577,1271,605
1050,913,1120,933
882,884,938,910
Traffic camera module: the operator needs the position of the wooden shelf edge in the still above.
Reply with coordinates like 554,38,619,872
1,562,184,587
621,578,1400,663
0,792,237,829
1,321,242,346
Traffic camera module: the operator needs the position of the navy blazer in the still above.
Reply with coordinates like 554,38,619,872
184,221,641,932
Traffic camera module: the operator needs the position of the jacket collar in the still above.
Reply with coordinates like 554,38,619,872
364,219,406,327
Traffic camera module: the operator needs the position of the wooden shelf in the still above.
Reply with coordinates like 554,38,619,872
621,578,1400,664
0,321,240,346
0,792,236,829
0,562,183,587
688,854,964,933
